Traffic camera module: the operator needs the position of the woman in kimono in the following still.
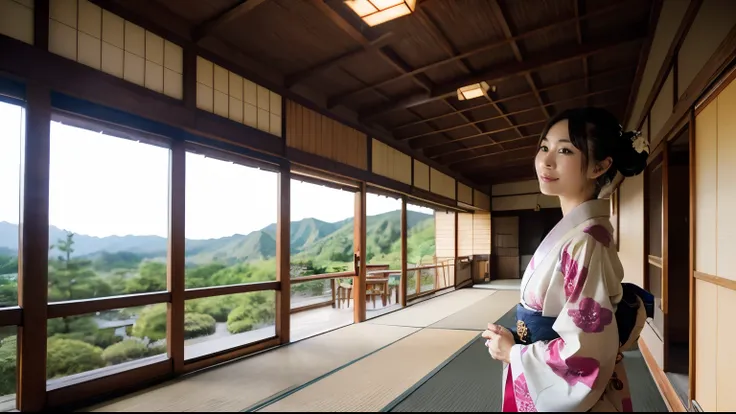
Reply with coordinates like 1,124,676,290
483,107,652,412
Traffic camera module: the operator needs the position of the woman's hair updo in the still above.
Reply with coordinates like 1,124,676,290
538,107,649,192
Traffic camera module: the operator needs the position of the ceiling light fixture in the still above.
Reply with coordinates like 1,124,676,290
457,81,493,101
344,0,417,26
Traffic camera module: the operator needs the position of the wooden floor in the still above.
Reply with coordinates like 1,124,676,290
85,287,668,412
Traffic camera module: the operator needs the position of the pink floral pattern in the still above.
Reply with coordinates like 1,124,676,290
561,250,588,302
567,297,613,333
546,339,600,388
583,225,612,247
525,291,544,310
621,398,633,412
513,374,537,412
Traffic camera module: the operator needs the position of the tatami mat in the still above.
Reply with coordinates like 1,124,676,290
87,323,418,412
389,307,517,412
367,289,497,328
257,328,479,412
389,307,668,412
429,290,519,331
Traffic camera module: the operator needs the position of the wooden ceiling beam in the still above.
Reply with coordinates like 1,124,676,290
424,98,623,156
359,29,646,120
399,86,627,141
309,0,431,93
414,8,503,152
284,33,394,88
392,66,634,131
573,0,590,106
623,0,663,127
427,134,538,159
448,144,538,165
453,148,539,171
326,0,636,108
488,0,551,122
192,0,269,43
415,119,547,151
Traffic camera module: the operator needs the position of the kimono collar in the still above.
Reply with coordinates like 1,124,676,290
534,199,610,261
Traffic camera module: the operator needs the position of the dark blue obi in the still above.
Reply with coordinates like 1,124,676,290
505,283,655,346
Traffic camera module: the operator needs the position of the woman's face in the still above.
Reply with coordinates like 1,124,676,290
535,119,596,198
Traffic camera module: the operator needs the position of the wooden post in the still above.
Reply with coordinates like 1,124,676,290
17,84,51,411
454,212,459,288
400,197,407,307
687,109,696,408
276,164,291,344
353,182,366,322
167,140,185,374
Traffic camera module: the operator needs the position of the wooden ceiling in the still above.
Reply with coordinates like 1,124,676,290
99,0,659,186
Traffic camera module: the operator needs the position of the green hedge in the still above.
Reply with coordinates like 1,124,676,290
226,305,257,334
0,336,16,396
184,313,216,340
101,339,165,365
132,304,167,341
47,338,105,379
132,304,217,341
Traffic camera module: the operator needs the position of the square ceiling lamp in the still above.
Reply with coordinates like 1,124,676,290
457,81,492,101
344,0,417,26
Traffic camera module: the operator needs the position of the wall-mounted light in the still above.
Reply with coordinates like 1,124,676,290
344,0,417,26
456,81,494,101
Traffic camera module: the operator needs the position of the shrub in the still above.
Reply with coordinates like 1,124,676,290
65,328,123,349
0,336,16,396
186,295,238,322
132,304,167,341
226,305,255,334
133,305,217,341
101,339,164,365
47,338,104,379
184,313,216,340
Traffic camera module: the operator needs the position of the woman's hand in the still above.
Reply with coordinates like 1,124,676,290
482,323,515,364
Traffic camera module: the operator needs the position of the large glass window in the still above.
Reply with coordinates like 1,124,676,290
0,102,22,310
184,151,278,359
0,101,22,407
365,192,402,316
184,152,278,288
289,178,355,341
406,203,455,300
46,120,171,383
48,122,170,302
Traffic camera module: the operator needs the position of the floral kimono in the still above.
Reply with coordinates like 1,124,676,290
501,199,649,412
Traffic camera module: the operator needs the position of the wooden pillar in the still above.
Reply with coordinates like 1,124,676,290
276,164,291,343
353,182,366,322
167,140,185,374
182,46,197,112
17,84,51,412
400,197,407,307
687,109,696,408
453,212,459,288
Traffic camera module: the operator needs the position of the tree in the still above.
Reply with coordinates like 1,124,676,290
185,263,227,289
48,232,113,334
48,233,113,301
124,261,166,294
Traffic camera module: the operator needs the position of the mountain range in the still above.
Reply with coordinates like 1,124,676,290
0,210,433,265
